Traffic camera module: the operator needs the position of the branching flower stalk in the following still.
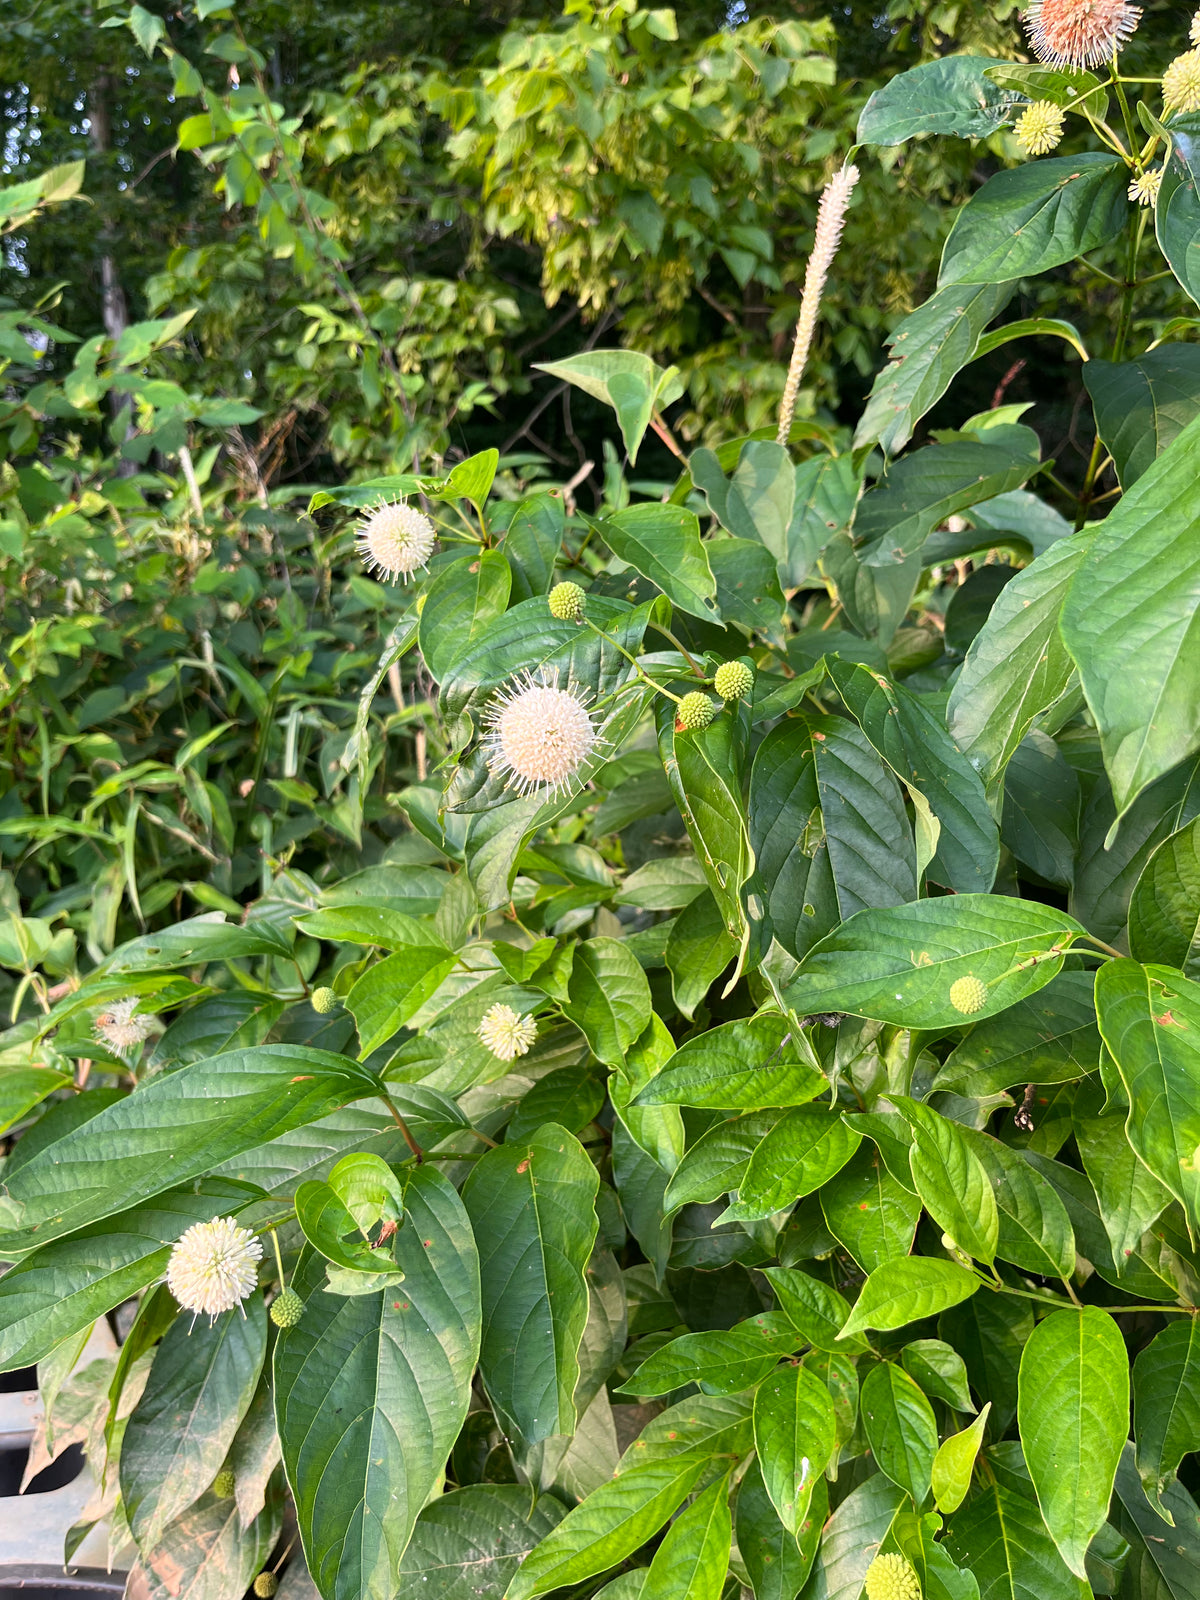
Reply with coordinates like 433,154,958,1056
776,163,860,446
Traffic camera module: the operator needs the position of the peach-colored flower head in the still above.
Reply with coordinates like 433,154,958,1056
356,500,435,583
483,668,597,799
1023,0,1141,69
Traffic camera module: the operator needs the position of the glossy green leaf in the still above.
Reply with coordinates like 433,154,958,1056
1073,1087,1169,1266
418,551,511,680
890,1096,998,1264
944,1481,1089,1600
0,1179,258,1372
274,1165,481,1600
1095,960,1200,1238
940,154,1127,285
0,1044,374,1256
963,1129,1076,1281
534,350,683,464
665,889,739,1020
1083,346,1200,490
1129,816,1200,977
827,661,999,894
785,453,859,587
861,1361,938,1506
598,502,719,619
346,938,458,1056
102,914,293,971
636,1013,823,1112
1060,411,1200,818
1017,1307,1129,1579
901,1340,974,1412
1132,1318,1200,1521
1156,118,1200,309
853,427,1040,568
620,1312,799,1398
397,1485,566,1600
507,1063,606,1143
724,1108,860,1223
736,1456,824,1600
0,1065,71,1135
641,1475,732,1600
932,1405,990,1515
563,936,652,1067
462,1123,598,1445
858,55,1020,144
783,895,1082,1029
1111,1441,1200,1598
947,531,1091,803
709,538,787,636
854,281,1013,456
765,1266,867,1355
294,1173,402,1275
692,440,795,559
800,1472,907,1600
503,493,565,602
748,715,918,963
753,1361,837,1536
940,1293,1033,1436
121,1293,267,1550
839,1257,978,1339
821,1145,922,1273
663,1113,780,1212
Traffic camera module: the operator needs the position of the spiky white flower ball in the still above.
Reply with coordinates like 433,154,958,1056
483,669,597,798
477,1003,538,1062
1129,169,1163,206
166,1217,263,1319
1192,7,1200,46
355,500,436,583
1023,0,1141,69
93,997,155,1055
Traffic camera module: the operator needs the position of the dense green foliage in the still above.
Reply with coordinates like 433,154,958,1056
4,3,1200,1600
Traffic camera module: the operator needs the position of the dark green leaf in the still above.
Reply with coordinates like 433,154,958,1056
664,1113,780,1212
274,1166,481,1600
709,538,787,636
785,453,858,587
964,1129,1076,1281
936,972,1100,1097
1111,1441,1200,1598
563,937,652,1068
418,551,512,680
1084,346,1200,490
1060,412,1200,819
0,1046,373,1256
754,1361,837,1535
692,440,795,559
598,503,719,619
1000,730,1080,888
765,1265,867,1355
1073,1086,1169,1265
737,1456,824,1600
397,1485,566,1600
620,1312,798,1399
783,895,1083,1029
857,55,1020,144
800,1472,907,1600
1017,1307,1129,1578
507,1064,606,1143
725,1110,860,1223
944,1481,1089,1600
665,889,738,1021
940,155,1127,285
122,1294,267,1549
939,1293,1032,1436
504,493,565,602
1133,1319,1200,1520
861,1361,938,1506
1129,816,1200,977
820,1146,921,1273
462,1123,598,1445
1156,120,1200,310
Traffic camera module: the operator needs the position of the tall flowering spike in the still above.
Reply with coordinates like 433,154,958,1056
478,1003,538,1062
1023,0,1141,70
166,1217,263,1320
93,996,155,1055
777,163,860,445
483,668,597,799
1164,49,1200,113
356,500,436,583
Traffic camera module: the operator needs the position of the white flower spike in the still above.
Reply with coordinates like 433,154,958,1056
356,500,436,583
478,1003,538,1062
93,996,155,1055
166,1217,263,1321
483,667,598,799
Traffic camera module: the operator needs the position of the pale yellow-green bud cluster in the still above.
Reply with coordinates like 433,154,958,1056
548,581,586,621
311,987,338,1014
1164,49,1200,113
254,1575,279,1598
1015,100,1065,155
270,1288,304,1329
212,1469,236,1499
675,692,716,732
714,660,754,702
949,975,989,1016
864,1553,922,1600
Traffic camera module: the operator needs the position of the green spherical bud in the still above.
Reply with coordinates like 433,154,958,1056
548,581,586,621
713,660,754,703
212,1469,236,1499
311,987,338,1014
864,1553,922,1600
949,975,988,1016
675,692,716,732
270,1287,304,1329
254,1575,279,1599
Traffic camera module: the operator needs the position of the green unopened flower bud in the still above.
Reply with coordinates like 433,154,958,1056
270,1287,304,1328
548,581,586,621
713,660,754,703
311,987,338,1014
212,1468,236,1499
254,1575,279,1598
675,692,716,732
865,1554,922,1600
949,975,988,1016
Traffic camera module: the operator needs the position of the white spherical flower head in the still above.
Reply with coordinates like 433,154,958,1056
356,500,436,583
93,996,155,1055
483,669,597,799
478,1003,538,1062
166,1217,263,1320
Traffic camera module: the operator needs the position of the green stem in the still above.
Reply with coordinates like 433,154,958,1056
649,622,704,677
270,1227,287,1288
583,617,683,704
381,1092,424,1163
1079,933,1125,960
